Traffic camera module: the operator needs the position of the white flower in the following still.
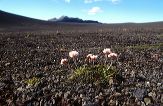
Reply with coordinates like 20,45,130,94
108,53,118,58
103,48,112,54
69,51,79,58
86,54,93,58
60,58,68,65
90,55,98,60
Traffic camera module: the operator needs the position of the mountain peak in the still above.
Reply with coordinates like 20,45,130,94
48,16,100,24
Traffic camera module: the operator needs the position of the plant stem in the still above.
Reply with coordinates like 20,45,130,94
93,60,95,66
105,54,107,64
108,60,113,69
73,58,77,68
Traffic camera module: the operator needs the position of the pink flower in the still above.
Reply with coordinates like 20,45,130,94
86,54,93,59
90,55,98,61
108,53,118,59
103,48,112,55
69,51,79,58
60,58,68,65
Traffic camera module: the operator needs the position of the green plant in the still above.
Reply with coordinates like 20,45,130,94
69,64,117,84
25,77,40,86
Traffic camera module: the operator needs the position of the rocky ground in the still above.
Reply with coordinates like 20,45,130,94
0,24,163,106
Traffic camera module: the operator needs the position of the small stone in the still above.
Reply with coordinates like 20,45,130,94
58,91,63,97
144,97,151,105
134,88,146,100
99,92,103,96
44,66,48,71
17,87,24,91
0,82,5,90
161,94,163,103
148,91,156,100
146,81,150,86
5,62,10,66
80,94,83,98
109,77,114,85
95,95,98,99
64,92,69,99
114,92,121,97
157,82,161,86
109,99,116,106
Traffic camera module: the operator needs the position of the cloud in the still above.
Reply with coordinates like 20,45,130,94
111,0,120,4
84,0,120,4
84,0,93,3
88,7,102,15
94,0,103,1
84,0,102,3
65,0,70,3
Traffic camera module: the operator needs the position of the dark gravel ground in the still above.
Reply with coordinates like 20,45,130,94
0,24,163,106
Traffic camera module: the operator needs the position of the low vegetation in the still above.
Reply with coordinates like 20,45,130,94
69,65,117,84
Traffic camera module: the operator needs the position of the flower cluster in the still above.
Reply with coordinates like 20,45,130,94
108,52,118,59
103,48,118,59
86,54,98,61
103,48,111,55
60,59,68,65
60,48,118,65
69,50,79,58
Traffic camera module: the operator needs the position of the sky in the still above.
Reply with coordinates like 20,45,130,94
0,0,163,23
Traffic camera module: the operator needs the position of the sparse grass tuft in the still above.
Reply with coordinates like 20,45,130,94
69,65,117,84
128,43,163,50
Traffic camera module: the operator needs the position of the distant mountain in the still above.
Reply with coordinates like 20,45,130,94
1,10,163,27
0,10,46,25
48,16,100,23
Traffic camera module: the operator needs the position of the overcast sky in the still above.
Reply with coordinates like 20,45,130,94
0,0,163,23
